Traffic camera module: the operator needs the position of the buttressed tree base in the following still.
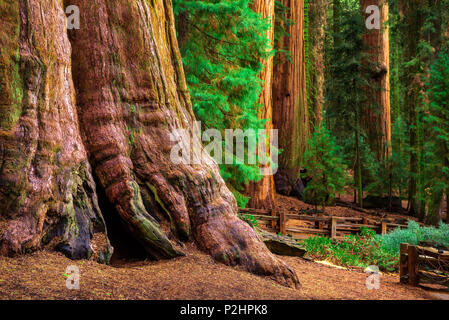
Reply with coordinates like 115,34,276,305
0,0,299,289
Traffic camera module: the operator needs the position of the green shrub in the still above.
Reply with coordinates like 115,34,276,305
301,228,398,272
380,220,449,255
238,214,258,229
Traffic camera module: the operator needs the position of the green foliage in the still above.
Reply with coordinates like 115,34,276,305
325,3,371,205
274,0,293,65
301,125,347,209
173,0,273,194
380,221,449,255
238,214,258,229
422,50,449,216
301,228,398,272
365,118,409,198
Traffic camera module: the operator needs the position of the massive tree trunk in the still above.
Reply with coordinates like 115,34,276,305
309,0,327,128
0,0,299,288
273,0,310,196
0,0,111,261
361,0,391,162
247,0,277,211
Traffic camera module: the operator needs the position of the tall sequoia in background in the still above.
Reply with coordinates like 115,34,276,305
361,0,391,162
0,0,111,260
273,0,310,196
308,0,327,127
0,0,299,288
400,0,424,216
247,0,277,211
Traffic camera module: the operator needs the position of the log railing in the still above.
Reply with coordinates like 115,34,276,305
400,243,449,287
238,208,408,240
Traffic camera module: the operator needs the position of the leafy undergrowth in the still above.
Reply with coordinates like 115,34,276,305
300,221,449,273
381,221,449,255
300,228,398,272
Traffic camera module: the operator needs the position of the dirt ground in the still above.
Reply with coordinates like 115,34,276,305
275,193,423,221
1,193,447,300
0,244,442,300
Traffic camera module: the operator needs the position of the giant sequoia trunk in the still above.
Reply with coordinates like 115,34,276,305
246,0,277,211
361,0,391,162
0,0,111,261
273,0,310,196
0,0,299,288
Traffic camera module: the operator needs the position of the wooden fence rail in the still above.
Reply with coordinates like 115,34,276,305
400,243,449,287
238,207,408,241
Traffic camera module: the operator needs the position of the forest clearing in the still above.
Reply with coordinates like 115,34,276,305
1,0,449,306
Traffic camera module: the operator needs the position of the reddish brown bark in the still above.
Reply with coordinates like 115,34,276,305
0,0,111,260
361,0,391,161
247,0,277,211
273,0,310,196
0,0,300,288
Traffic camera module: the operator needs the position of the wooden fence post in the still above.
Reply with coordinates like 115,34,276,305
408,245,419,286
381,221,387,235
330,217,337,240
362,217,368,226
279,210,286,235
400,243,409,284
270,208,277,230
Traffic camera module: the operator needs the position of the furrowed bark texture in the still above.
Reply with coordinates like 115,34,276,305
273,0,310,196
246,0,277,211
0,0,111,261
66,0,299,287
361,0,391,161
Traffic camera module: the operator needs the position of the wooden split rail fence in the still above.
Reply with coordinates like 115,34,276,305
239,208,408,241
399,243,449,287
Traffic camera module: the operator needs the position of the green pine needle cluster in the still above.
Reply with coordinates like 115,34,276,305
173,0,273,205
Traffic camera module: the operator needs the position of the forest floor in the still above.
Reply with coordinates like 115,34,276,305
0,244,440,300
0,193,446,300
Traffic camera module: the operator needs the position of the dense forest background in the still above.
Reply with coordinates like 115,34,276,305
173,0,449,225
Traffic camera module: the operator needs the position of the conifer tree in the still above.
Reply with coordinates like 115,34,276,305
423,50,449,224
173,0,273,206
302,126,347,212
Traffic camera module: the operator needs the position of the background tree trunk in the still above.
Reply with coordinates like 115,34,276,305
67,0,299,287
361,0,391,162
273,0,310,196
309,0,327,128
400,0,424,217
0,0,111,261
246,0,277,211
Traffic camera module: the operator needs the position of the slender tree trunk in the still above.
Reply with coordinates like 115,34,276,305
247,0,277,211
446,191,449,224
400,0,424,217
355,104,364,208
273,0,310,196
0,0,299,288
309,0,327,128
360,0,391,162
425,190,443,226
